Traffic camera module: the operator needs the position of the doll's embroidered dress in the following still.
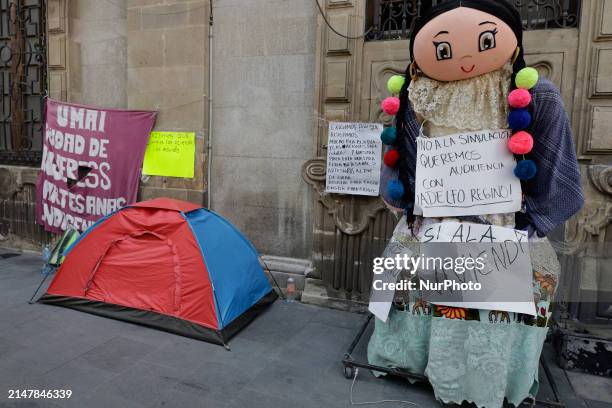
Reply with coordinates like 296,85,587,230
368,66,583,408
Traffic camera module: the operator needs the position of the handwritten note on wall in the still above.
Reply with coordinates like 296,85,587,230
325,122,383,196
143,131,196,178
414,129,522,217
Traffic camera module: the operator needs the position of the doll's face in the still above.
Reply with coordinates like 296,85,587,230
413,7,518,82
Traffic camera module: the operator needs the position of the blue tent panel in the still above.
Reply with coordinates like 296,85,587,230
185,209,272,329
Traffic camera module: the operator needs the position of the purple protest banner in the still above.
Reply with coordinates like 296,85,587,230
36,99,157,234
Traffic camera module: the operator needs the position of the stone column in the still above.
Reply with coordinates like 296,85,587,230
127,0,209,204
67,0,128,107
211,0,316,258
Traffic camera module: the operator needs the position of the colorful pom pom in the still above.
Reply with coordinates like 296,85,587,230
515,67,539,90
508,131,534,155
387,180,405,200
508,109,531,131
508,89,532,109
514,160,537,180
381,127,397,145
381,97,400,115
384,149,400,167
387,75,405,95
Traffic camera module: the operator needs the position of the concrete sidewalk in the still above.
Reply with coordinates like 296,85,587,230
1,250,610,408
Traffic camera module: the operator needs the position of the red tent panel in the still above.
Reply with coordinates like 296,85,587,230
46,207,219,330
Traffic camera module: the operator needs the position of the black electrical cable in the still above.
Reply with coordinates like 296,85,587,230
312,0,373,40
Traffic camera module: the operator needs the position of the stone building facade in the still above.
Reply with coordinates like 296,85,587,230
0,1,611,337
0,0,316,260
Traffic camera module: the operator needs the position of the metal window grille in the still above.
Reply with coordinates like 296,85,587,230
0,0,47,166
365,0,580,42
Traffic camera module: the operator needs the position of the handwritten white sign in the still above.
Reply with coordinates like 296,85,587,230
419,221,536,316
414,129,522,217
325,122,383,196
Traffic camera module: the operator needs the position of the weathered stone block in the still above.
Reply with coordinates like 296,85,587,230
128,0,163,7
212,106,312,159
127,90,165,110
188,2,208,26
141,3,189,29
49,72,67,101
127,8,141,31
68,40,82,93
82,37,127,67
161,66,206,92
164,26,206,66
211,156,311,209
48,0,66,33
48,35,66,68
128,67,164,94
156,90,205,129
73,0,127,21
80,64,127,108
138,186,189,202
128,29,164,68
236,54,315,108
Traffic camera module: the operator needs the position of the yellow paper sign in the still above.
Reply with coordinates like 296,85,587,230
142,131,196,178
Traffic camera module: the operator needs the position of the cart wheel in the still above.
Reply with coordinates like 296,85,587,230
343,365,354,379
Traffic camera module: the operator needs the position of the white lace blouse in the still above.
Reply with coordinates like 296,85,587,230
408,64,516,229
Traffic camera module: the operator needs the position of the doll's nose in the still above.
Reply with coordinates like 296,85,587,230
460,55,474,61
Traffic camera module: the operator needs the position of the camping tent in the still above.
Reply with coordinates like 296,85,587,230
39,198,277,346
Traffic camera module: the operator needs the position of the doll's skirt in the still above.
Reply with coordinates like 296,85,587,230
367,218,559,408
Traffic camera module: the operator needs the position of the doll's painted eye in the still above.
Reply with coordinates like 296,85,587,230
479,29,498,52
433,41,453,61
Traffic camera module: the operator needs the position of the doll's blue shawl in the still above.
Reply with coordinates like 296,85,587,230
380,79,584,236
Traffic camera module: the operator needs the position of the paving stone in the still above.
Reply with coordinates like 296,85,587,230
143,336,219,372
185,336,275,376
0,354,50,389
237,302,314,346
0,338,23,360
566,371,612,404
62,391,147,408
0,400,65,408
34,359,117,398
245,359,331,400
91,361,186,407
588,400,612,408
288,321,357,357
3,248,609,408
229,388,308,408
175,360,256,401
78,337,155,374
148,388,229,408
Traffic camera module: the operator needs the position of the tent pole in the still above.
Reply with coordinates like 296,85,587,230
259,257,286,300
28,272,51,304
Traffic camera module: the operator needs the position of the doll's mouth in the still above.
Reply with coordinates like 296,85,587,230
461,65,476,73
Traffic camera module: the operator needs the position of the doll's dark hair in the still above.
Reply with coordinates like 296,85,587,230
394,0,526,223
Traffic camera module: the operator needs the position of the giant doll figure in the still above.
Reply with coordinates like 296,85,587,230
369,1,584,407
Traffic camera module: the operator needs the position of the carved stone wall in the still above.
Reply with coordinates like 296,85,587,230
0,165,53,249
304,0,398,299
573,0,612,160
127,0,209,205
556,0,612,324
0,1,67,248
1,0,210,248
305,0,611,309
48,0,68,101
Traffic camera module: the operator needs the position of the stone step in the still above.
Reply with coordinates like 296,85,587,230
259,255,314,300
301,278,368,313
